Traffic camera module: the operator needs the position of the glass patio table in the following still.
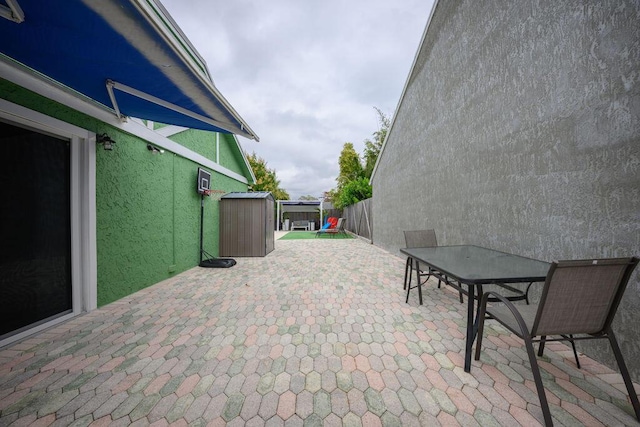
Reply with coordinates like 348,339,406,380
400,245,550,372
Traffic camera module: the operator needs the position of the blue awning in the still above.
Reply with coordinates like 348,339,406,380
0,0,259,141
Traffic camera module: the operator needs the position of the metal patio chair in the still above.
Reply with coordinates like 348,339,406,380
403,230,463,304
315,217,345,238
475,257,640,427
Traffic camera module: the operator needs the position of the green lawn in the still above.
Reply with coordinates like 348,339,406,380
278,231,353,240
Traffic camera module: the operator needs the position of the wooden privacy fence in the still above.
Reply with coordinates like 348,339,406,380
344,198,373,242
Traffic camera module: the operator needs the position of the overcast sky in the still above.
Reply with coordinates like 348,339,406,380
161,1,435,200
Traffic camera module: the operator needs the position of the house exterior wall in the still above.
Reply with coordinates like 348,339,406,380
95,137,247,306
0,79,249,307
371,0,640,378
218,133,247,172
167,129,247,176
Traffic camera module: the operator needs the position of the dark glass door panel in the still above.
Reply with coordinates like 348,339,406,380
0,121,72,338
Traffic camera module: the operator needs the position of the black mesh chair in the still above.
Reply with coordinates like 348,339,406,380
403,230,463,304
475,257,640,426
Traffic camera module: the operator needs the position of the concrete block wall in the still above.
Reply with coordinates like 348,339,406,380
372,0,640,379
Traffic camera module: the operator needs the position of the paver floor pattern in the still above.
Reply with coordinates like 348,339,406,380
1,236,639,426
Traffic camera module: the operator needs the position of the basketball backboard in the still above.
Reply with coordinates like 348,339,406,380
197,167,211,194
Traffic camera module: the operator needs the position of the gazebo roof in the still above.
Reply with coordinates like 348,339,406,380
278,200,322,213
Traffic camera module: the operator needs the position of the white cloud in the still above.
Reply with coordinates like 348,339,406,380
161,0,434,199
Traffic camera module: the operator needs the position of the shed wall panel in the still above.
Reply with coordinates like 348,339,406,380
219,196,274,257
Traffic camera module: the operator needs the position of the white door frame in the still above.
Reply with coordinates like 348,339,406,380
0,99,97,347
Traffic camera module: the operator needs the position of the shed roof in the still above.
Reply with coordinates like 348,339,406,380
221,192,274,200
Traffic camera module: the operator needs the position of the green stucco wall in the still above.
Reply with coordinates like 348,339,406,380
168,128,249,177
0,78,103,133
1,79,250,307
95,138,246,306
218,133,246,173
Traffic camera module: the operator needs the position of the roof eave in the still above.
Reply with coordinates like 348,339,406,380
131,0,259,141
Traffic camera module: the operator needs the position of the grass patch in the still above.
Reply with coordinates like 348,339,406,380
278,231,353,240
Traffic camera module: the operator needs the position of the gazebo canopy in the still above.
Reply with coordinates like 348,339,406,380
279,200,321,213
276,200,324,231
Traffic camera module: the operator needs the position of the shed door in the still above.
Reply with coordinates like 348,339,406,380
0,121,72,339
265,198,274,254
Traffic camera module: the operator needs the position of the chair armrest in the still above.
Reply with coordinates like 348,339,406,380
480,291,532,338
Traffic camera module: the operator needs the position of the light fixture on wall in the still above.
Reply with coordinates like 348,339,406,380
96,133,116,150
147,144,164,154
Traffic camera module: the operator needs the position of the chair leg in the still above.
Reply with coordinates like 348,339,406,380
524,335,554,427
405,276,423,305
405,258,425,305
538,335,581,369
474,295,488,361
476,292,553,426
566,335,580,369
607,328,640,422
538,336,546,357
458,282,464,305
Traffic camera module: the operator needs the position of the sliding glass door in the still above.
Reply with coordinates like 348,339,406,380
0,121,73,339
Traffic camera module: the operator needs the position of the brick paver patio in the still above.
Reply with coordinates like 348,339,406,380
1,233,639,426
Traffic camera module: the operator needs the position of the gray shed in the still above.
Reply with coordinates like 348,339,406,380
219,192,275,257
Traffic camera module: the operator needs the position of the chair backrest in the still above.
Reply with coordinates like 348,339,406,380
532,257,639,336
403,230,437,249
335,218,344,230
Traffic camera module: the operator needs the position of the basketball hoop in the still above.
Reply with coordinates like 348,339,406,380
202,189,212,197
206,189,225,201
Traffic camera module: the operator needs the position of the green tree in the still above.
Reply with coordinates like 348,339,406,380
337,177,372,209
363,107,390,179
336,142,363,191
326,107,389,209
246,152,290,200
332,143,371,209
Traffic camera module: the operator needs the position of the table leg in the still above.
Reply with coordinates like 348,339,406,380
464,283,475,372
404,257,411,290
416,260,423,305
465,284,486,372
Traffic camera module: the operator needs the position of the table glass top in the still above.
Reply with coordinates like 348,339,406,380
401,245,550,284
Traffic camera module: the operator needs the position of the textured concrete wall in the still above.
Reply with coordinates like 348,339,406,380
372,0,640,378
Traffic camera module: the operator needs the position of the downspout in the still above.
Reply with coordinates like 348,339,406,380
216,132,219,163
